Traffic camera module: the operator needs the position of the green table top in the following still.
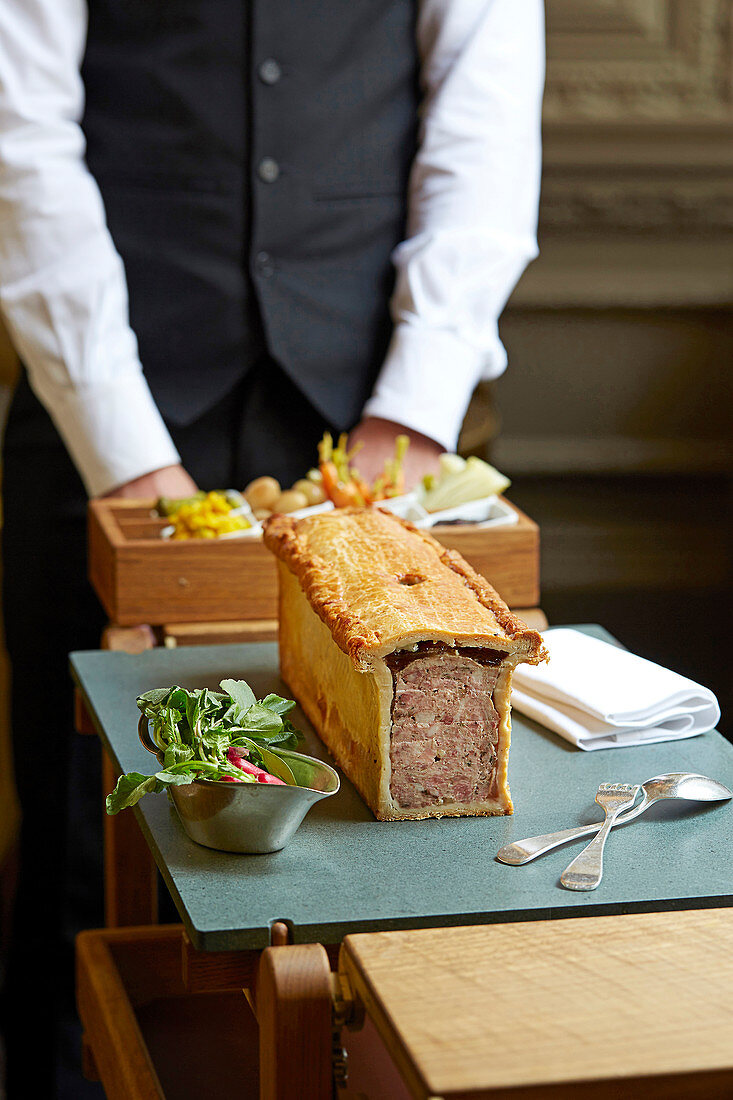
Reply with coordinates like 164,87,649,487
70,626,733,952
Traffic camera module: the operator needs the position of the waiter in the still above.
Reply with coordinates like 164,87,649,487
0,0,544,1094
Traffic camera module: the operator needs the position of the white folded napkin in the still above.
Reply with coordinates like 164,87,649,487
511,627,721,751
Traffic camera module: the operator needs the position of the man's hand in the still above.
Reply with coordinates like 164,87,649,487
347,417,443,491
100,464,199,500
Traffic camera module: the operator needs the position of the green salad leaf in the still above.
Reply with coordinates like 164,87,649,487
257,747,297,786
235,736,298,787
105,769,195,815
261,693,297,716
219,678,257,721
163,743,194,768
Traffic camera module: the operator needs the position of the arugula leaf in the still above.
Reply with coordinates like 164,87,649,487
106,772,160,814
184,692,199,733
256,745,297,786
198,687,221,720
105,769,196,815
205,690,229,707
275,733,301,750
167,687,191,712
239,703,283,734
155,769,197,785
261,693,297,716
185,689,210,740
137,687,173,708
267,718,303,749
163,743,194,769
227,718,303,748
220,679,256,720
158,704,184,744
201,730,231,757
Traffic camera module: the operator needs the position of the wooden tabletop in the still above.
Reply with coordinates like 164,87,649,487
340,907,733,1099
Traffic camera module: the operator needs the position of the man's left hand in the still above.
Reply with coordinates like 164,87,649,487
347,417,443,491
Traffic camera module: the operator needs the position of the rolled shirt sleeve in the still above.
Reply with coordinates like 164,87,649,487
0,0,180,496
363,0,545,451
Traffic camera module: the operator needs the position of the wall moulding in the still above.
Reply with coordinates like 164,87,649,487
544,0,733,123
542,120,733,172
540,4,733,240
509,236,733,309
538,177,733,232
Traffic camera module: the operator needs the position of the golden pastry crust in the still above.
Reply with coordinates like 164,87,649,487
263,509,548,668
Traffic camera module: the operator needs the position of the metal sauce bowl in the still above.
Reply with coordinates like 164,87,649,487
138,715,340,853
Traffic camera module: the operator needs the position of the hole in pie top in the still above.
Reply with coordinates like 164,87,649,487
396,573,426,586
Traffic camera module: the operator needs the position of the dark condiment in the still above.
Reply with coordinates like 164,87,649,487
384,641,505,672
431,518,481,527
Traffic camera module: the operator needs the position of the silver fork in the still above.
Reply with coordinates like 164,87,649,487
560,782,640,891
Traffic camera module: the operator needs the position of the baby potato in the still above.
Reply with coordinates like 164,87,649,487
244,476,281,510
253,508,272,521
272,489,309,513
291,478,326,506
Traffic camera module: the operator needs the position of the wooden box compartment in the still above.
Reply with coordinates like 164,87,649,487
88,498,539,626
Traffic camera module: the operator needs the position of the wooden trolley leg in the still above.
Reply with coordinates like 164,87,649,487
102,749,158,927
257,943,334,1100
74,688,158,927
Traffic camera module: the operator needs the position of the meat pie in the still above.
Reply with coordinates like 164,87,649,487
263,508,547,820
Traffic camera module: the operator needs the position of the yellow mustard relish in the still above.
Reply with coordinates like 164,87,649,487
169,491,251,540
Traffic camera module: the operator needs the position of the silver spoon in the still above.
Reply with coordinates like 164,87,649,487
496,772,732,866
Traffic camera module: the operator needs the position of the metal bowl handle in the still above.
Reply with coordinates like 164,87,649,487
138,713,160,756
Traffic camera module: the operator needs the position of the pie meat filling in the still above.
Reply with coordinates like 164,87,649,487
385,643,503,809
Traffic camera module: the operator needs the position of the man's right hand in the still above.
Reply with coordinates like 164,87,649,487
100,464,198,500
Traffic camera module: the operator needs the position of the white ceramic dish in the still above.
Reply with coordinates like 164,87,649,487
378,492,518,530
372,493,427,524
421,494,519,528
287,499,335,520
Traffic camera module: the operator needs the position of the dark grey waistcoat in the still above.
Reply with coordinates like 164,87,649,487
81,0,420,428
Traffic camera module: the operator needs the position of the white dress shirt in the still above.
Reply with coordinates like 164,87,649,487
0,0,544,497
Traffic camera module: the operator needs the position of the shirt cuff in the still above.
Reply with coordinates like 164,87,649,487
362,324,503,452
30,369,181,497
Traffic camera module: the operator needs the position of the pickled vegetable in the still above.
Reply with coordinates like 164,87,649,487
317,431,408,507
244,476,281,510
272,489,309,513
167,491,251,539
291,478,326,506
417,455,510,513
157,491,206,517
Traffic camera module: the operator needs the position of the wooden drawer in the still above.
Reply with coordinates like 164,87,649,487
88,498,540,625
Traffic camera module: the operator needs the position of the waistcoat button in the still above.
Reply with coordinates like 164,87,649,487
258,158,280,183
255,251,275,278
258,58,282,85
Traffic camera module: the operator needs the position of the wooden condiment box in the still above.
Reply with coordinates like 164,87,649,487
88,498,539,626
